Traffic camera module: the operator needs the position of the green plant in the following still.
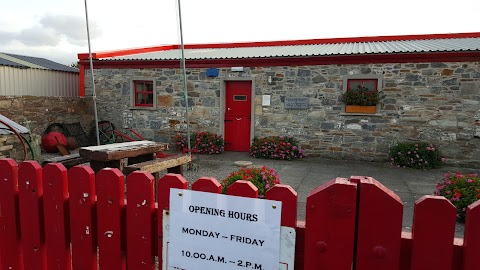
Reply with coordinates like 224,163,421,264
434,172,480,222
250,135,305,160
221,166,281,198
388,142,444,169
341,85,380,106
175,131,224,154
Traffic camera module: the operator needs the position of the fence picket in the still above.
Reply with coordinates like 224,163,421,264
96,168,126,270
304,178,357,270
0,159,22,270
42,163,71,270
191,177,222,193
126,171,155,270
354,177,403,270
18,161,46,270
410,196,456,270
68,166,97,270
265,184,298,228
157,173,188,268
226,180,258,198
463,200,480,270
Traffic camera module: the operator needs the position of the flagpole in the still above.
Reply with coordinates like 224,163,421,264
83,0,100,146
177,0,191,154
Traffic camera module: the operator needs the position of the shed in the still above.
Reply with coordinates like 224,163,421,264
0,52,79,97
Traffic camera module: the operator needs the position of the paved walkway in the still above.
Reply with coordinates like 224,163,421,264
181,151,479,237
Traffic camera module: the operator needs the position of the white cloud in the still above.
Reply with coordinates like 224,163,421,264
40,14,102,46
17,26,61,46
0,14,101,48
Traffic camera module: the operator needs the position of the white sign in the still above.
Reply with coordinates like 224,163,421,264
262,95,271,106
168,189,282,270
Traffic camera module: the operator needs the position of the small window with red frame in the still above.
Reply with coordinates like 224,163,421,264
347,79,378,92
134,80,154,107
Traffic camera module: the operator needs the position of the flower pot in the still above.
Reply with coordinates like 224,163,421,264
345,105,376,114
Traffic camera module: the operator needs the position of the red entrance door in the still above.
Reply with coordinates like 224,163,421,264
224,81,252,152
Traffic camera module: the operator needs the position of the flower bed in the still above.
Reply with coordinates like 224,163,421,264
388,142,443,169
221,166,280,198
434,172,480,222
250,136,304,160
175,131,224,155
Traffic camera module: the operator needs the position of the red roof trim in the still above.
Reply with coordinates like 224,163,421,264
78,51,480,69
78,45,178,60
78,32,480,60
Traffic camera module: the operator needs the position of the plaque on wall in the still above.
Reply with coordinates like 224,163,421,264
284,97,309,109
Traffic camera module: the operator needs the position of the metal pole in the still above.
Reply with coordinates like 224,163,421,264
84,0,101,146
177,0,191,153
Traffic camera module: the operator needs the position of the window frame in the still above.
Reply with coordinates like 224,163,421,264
342,74,383,115
130,78,157,110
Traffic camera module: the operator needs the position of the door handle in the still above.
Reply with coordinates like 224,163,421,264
236,117,242,120
227,108,232,113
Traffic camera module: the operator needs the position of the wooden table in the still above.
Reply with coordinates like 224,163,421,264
79,140,168,174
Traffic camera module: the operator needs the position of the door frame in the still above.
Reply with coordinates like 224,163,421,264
219,77,255,150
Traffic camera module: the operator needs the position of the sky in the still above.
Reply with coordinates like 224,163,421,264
1,0,479,66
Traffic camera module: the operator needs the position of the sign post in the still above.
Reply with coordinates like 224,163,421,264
168,188,282,270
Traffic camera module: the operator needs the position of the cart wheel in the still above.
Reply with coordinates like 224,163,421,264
91,121,116,145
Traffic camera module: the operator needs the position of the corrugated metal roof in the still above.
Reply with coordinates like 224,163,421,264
0,114,29,135
0,53,79,73
0,57,26,68
110,37,480,61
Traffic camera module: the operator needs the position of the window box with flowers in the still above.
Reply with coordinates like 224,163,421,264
341,75,382,114
342,85,380,113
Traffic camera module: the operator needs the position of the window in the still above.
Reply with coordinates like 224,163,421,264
131,79,156,109
347,79,378,92
342,74,383,114
233,95,247,101
134,80,154,107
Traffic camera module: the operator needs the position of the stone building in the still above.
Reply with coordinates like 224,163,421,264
78,32,480,167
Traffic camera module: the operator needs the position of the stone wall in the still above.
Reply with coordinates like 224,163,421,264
0,96,95,160
85,61,480,167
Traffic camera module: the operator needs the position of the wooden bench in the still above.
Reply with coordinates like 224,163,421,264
123,153,192,176
41,153,88,169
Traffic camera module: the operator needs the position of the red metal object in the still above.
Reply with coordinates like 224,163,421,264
18,161,46,270
224,81,252,152
0,159,23,270
42,163,71,270
41,132,67,153
96,168,126,270
304,178,357,270
126,172,155,270
68,166,97,270
226,180,258,198
191,177,222,193
354,177,403,270
410,196,457,270
265,184,298,228
464,200,480,270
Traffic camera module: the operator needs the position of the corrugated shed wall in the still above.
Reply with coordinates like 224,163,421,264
0,66,79,97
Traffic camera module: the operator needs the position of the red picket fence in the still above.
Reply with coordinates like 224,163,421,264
0,159,479,270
